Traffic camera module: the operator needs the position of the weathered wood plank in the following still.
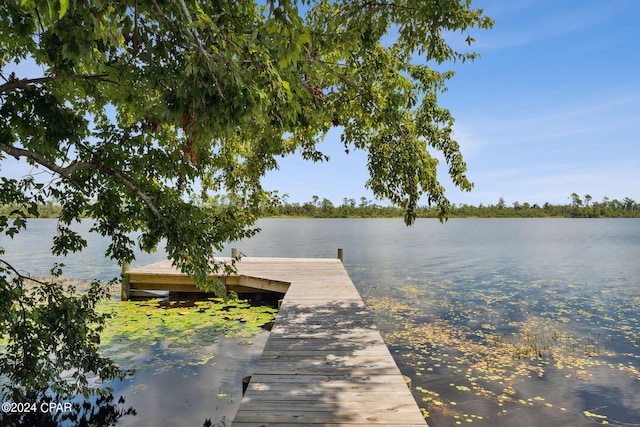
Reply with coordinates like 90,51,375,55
235,402,422,412
238,391,417,402
236,404,422,419
258,349,392,358
231,424,427,427
246,379,411,393
233,407,426,424
237,276,291,293
245,374,407,385
232,258,426,426
128,257,427,426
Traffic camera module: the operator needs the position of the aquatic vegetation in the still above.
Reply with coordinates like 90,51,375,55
364,274,640,427
97,298,277,372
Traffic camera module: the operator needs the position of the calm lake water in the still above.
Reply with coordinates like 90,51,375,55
1,218,639,426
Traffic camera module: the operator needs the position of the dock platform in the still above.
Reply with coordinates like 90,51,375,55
126,257,427,426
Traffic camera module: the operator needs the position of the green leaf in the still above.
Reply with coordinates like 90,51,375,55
0,0,496,401
59,0,69,19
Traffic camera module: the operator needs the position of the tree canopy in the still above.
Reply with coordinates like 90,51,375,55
1,0,491,278
0,0,492,402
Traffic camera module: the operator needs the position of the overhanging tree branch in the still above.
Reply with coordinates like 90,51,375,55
0,143,162,220
175,0,224,99
0,0,493,404
0,74,116,94
0,259,48,288
0,143,91,196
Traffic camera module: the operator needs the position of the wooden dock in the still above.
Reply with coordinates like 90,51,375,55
126,257,427,426
122,257,291,298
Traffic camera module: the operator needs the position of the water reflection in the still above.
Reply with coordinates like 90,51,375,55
362,266,640,426
107,332,268,427
0,394,136,427
2,218,639,426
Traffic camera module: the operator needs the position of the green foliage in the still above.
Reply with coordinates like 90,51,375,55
256,194,640,219
4,193,638,220
98,298,277,370
0,0,492,402
0,267,124,402
1,1,492,259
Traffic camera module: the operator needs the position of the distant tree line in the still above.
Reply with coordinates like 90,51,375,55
2,193,638,220
0,200,62,218
442,194,639,218
259,193,640,219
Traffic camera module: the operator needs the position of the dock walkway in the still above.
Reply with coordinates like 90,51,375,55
127,257,427,426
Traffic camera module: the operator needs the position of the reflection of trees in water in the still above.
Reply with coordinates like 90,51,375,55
363,271,640,427
203,417,228,427
0,394,136,427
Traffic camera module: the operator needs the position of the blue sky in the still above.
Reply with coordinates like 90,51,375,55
263,0,640,207
3,0,639,208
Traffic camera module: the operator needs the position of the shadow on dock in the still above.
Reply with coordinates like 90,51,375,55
235,299,427,426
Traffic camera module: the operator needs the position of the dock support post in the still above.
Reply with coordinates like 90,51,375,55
121,262,131,301
403,374,412,389
242,375,252,396
337,248,344,263
231,247,238,258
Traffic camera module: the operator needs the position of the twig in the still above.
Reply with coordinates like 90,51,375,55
0,143,162,220
0,259,48,287
0,74,115,94
0,143,91,196
176,0,224,98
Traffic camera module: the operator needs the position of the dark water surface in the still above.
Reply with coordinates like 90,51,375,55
227,218,640,427
1,218,639,426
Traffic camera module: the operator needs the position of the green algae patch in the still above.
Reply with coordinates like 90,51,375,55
97,298,277,370
364,276,640,427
